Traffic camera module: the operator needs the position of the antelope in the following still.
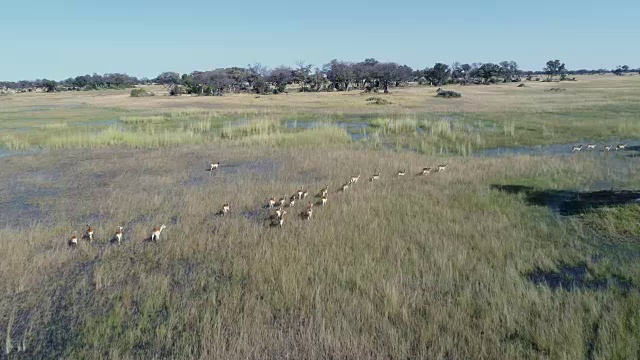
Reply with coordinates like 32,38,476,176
68,235,78,247
301,189,309,199
278,212,286,227
278,195,287,207
370,173,380,181
572,145,583,152
85,224,94,241
616,143,627,150
210,162,220,171
397,170,406,177
302,203,314,220
268,197,276,209
437,164,448,172
275,207,286,219
221,203,230,215
350,174,361,184
586,144,597,150
297,187,304,199
151,224,166,242
114,226,124,244
420,167,432,176
288,195,296,207
341,183,349,192
320,185,329,197
321,195,327,206
604,145,612,151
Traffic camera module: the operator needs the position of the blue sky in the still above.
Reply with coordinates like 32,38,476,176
1,0,638,81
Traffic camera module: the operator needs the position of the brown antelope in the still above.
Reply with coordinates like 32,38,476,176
604,145,612,151
85,224,94,241
616,143,627,150
320,185,329,197
321,195,327,206
572,145,583,152
302,203,314,219
275,207,286,219
397,170,406,176
341,183,349,192
437,164,448,172
151,224,166,242
297,187,304,199
210,162,220,171
278,195,287,207
370,173,380,181
68,235,78,247
350,174,361,183
114,226,124,244
278,212,286,227
221,203,230,215
586,144,597,150
268,197,276,209
289,195,296,207
301,189,309,199
420,167,432,176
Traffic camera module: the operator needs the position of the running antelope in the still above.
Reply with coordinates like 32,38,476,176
277,212,286,227
586,144,597,150
151,224,166,242
604,145,612,152
370,173,380,181
302,203,314,220
268,197,276,209
114,226,124,244
288,195,296,207
397,170,406,177
572,145,583,152
616,143,627,150
221,203,230,215
68,235,78,247
85,224,94,241
350,174,361,184
275,207,286,219
341,183,349,192
420,167,432,176
278,195,287,207
210,162,220,171
437,164,448,172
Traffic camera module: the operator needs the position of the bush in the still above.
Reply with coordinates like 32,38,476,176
435,90,462,98
130,88,155,97
169,85,185,96
366,97,391,105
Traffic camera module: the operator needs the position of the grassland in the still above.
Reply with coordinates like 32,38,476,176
1,75,639,359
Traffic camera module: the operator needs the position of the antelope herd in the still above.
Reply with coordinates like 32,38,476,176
572,143,628,152
67,160,450,246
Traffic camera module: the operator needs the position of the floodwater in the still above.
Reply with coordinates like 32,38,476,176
284,120,372,141
475,140,640,157
526,263,633,292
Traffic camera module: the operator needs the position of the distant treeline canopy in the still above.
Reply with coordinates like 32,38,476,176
1,59,637,95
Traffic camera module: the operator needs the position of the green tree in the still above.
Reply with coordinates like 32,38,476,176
544,59,566,80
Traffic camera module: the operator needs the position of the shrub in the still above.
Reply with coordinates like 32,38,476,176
130,88,155,97
366,97,391,105
169,85,185,96
435,90,462,98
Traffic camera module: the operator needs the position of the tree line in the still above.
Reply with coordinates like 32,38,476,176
1,59,638,94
